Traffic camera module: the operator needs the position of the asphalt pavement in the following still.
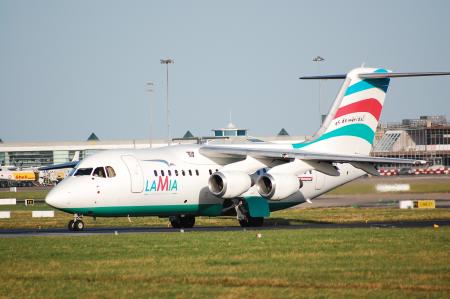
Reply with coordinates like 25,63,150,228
0,219,448,238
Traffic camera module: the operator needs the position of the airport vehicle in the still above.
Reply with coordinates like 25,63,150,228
41,151,80,185
0,166,37,188
44,67,450,231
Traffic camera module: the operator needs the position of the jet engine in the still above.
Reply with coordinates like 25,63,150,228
256,173,302,200
208,171,252,198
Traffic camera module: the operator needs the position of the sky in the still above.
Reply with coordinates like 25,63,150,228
1,0,450,142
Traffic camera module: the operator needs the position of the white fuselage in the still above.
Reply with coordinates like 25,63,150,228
45,144,365,217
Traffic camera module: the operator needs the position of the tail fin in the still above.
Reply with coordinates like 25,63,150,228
71,151,80,162
294,67,390,155
294,68,450,155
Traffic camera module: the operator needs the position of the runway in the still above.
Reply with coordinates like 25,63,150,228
0,219,448,238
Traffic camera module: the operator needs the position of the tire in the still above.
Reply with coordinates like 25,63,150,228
170,215,195,228
170,216,182,229
74,220,84,231
239,219,250,227
68,220,75,231
239,216,264,227
181,215,195,228
249,217,264,227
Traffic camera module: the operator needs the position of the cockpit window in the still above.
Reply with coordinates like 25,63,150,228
106,166,116,178
93,167,106,178
74,168,93,176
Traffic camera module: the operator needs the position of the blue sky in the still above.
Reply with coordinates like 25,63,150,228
1,0,449,142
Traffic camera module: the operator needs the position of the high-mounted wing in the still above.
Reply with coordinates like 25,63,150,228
200,145,422,165
38,161,79,171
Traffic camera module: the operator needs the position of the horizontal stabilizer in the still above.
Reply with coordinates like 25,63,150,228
300,71,450,80
299,74,346,80
359,72,450,79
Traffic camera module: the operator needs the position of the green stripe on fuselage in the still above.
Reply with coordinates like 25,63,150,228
59,204,223,217
57,199,304,217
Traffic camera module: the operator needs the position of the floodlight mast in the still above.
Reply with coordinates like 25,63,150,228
146,82,154,148
160,59,174,145
313,56,325,125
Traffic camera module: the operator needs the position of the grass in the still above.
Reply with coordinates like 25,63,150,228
0,190,48,200
0,228,449,298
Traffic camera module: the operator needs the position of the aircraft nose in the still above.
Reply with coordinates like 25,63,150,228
45,187,62,208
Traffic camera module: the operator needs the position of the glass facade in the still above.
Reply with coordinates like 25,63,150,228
0,149,89,168
237,130,246,136
5,151,53,168
213,129,248,137
373,122,450,166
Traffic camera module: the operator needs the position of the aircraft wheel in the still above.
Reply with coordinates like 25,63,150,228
239,216,264,227
238,219,249,227
170,216,182,228
181,215,195,228
73,220,84,231
170,215,195,228
68,220,75,231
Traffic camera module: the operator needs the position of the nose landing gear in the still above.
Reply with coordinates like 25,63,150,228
68,214,85,231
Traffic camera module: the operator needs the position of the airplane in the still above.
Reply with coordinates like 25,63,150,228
44,67,450,231
42,151,80,185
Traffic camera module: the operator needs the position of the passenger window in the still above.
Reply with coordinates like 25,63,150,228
74,168,93,176
161,170,165,176
209,169,212,175
256,170,260,175
168,170,172,176
195,170,199,176
93,167,106,178
154,170,157,176
175,170,179,176
215,169,218,172
106,166,116,178
263,169,267,173
182,170,185,176
188,170,192,176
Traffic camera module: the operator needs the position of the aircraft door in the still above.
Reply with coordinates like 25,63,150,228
121,155,144,193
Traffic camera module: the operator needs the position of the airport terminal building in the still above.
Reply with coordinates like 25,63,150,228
1,117,450,168
372,115,450,166
0,125,305,169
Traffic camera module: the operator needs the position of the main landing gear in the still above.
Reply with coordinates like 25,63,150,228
68,214,85,231
234,199,264,227
238,216,264,227
169,215,196,228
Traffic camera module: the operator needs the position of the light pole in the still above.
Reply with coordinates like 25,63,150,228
160,58,174,145
313,56,325,125
146,82,154,148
